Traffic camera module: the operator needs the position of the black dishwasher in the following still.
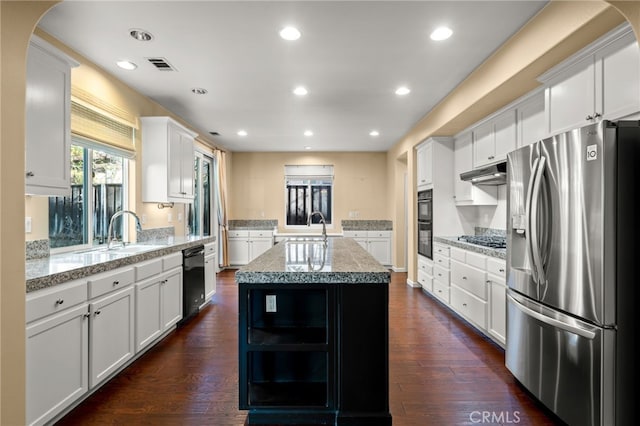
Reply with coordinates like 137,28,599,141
180,245,205,325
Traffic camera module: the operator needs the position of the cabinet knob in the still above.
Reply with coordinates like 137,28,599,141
594,112,602,119
488,155,495,160
95,310,101,316
463,303,467,307
55,299,64,305
462,276,467,280
83,313,91,319
499,268,505,273
586,114,594,121
26,171,34,178
113,280,120,286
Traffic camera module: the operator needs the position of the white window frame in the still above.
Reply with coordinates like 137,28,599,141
284,165,334,230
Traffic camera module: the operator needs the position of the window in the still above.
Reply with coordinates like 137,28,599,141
188,152,215,237
49,138,128,250
284,165,333,227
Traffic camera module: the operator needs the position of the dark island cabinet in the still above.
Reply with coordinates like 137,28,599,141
238,283,391,425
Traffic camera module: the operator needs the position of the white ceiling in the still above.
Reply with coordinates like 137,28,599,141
38,1,548,152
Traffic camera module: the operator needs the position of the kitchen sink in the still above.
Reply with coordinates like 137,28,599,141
75,244,166,255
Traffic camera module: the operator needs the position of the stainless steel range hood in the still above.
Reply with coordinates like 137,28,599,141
460,162,507,185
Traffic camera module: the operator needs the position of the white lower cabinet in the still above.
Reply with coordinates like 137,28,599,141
228,230,273,265
343,230,392,266
26,302,89,426
487,258,507,347
204,252,217,301
89,286,135,388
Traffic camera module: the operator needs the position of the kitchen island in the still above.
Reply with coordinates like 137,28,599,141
236,237,392,425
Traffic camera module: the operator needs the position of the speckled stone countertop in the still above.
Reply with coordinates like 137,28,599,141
434,236,506,260
26,236,216,293
341,220,393,231
236,237,390,284
228,219,277,230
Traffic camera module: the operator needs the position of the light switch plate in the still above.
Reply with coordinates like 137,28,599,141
25,216,32,233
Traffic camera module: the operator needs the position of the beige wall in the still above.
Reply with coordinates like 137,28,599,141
229,152,389,232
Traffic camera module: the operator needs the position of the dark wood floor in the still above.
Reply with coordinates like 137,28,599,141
56,270,561,425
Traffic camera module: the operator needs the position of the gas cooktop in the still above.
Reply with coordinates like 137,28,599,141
457,235,507,249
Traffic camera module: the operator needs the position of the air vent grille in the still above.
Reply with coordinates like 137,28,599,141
146,57,176,71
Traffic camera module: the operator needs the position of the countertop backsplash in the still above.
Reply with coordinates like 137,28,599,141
228,219,278,230
341,220,393,231
474,227,506,237
26,239,50,260
137,226,175,243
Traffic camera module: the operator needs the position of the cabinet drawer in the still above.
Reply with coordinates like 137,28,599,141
88,267,135,299
450,247,466,262
205,242,216,256
451,260,487,300
487,257,506,277
451,285,487,329
466,251,487,270
368,230,391,239
344,231,367,238
135,258,163,281
417,270,432,292
163,252,183,271
432,280,450,304
433,264,450,286
417,258,433,275
26,279,88,323
433,243,450,257
228,230,249,238
249,230,273,238
433,253,449,268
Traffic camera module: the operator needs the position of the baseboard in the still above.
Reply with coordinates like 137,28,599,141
406,278,421,288
392,266,407,273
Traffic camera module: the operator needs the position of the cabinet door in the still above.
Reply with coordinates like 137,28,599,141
135,278,162,352
228,238,250,265
488,279,506,346
493,110,517,161
517,93,546,147
250,238,273,261
89,286,135,388
180,132,195,199
473,121,495,168
416,142,432,188
162,268,183,330
368,238,391,266
546,57,595,135
25,41,72,196
204,253,217,300
454,133,473,202
26,304,89,426
167,124,185,199
597,34,640,121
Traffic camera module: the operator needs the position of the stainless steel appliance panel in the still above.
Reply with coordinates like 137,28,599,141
507,123,609,325
505,291,615,426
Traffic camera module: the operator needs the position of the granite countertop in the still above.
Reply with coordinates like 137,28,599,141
26,236,216,293
434,236,506,260
341,220,393,231
235,237,390,284
228,219,277,230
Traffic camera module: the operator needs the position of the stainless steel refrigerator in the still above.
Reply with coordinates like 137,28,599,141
505,120,639,426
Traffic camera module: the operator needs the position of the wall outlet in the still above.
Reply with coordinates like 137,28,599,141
25,217,32,233
141,214,147,224
178,212,183,222
265,295,277,313
167,213,173,223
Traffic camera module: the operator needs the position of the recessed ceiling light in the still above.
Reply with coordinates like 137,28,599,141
395,86,411,96
304,130,313,137
304,146,312,150
237,130,248,137
129,28,153,42
293,86,308,96
430,26,453,41
369,130,380,137
279,26,301,41
191,88,208,95
116,60,137,70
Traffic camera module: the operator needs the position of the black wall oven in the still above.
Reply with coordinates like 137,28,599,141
417,189,433,259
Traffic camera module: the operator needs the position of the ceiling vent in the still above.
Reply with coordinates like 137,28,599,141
209,131,220,136
146,57,176,71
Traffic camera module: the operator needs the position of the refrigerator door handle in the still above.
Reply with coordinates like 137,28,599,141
507,293,596,339
525,156,540,283
530,156,547,286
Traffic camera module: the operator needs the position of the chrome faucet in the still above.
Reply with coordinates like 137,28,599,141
307,210,327,243
107,210,143,249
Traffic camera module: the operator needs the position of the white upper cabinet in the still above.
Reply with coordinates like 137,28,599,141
25,36,78,196
472,109,516,168
415,141,433,190
141,116,197,203
540,24,639,136
517,91,545,148
453,132,498,206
